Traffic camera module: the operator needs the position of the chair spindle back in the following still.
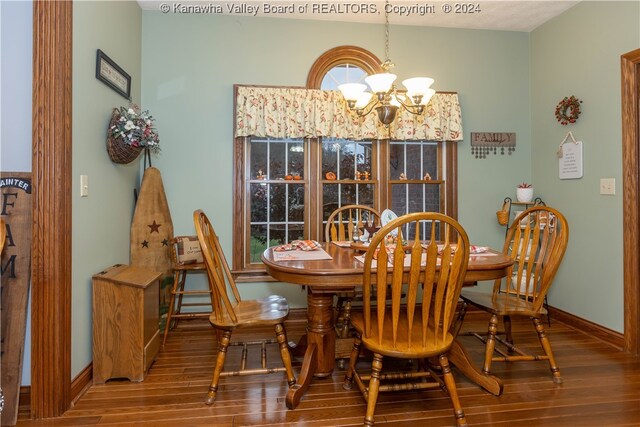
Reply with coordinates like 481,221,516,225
325,204,380,243
194,210,242,324
498,206,569,311
362,212,470,349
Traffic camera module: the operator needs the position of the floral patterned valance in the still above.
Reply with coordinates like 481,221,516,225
235,86,463,141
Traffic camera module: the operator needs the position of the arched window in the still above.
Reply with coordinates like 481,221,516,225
306,45,383,89
307,47,383,234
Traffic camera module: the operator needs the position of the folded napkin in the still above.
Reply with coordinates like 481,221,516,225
372,245,403,260
435,244,488,255
470,245,488,254
274,240,321,252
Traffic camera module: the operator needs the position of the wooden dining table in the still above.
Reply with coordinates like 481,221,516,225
262,242,513,409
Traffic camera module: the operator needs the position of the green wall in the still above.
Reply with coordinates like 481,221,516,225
72,1,142,377
140,12,531,305
531,1,639,332
64,0,639,383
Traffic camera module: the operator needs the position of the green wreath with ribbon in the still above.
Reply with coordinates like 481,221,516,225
555,95,582,125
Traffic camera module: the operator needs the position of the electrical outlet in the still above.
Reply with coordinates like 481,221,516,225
600,178,615,195
80,175,89,197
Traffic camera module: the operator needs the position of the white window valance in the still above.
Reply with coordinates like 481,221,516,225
235,86,463,141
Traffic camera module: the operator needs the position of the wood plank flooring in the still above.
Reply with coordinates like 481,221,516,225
16,313,640,426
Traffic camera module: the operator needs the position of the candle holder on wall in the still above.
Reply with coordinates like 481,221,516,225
471,132,516,159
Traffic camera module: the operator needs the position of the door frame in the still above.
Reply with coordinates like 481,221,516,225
30,0,73,417
621,48,640,355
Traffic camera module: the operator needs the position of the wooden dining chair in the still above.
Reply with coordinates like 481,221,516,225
325,204,380,243
456,206,569,384
194,209,296,405
162,236,209,347
343,212,471,427
325,205,381,340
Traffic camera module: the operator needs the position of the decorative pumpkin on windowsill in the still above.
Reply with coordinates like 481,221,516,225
107,104,160,164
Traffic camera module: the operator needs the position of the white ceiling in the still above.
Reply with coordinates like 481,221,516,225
138,1,580,32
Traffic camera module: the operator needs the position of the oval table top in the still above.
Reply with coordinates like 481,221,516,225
262,242,513,289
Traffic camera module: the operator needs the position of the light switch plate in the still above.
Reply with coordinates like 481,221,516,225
80,175,89,197
600,178,615,195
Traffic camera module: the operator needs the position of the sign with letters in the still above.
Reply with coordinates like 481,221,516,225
1,172,32,426
470,132,516,158
559,141,583,179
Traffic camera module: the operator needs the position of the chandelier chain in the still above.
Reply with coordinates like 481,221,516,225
384,0,390,62
338,0,433,126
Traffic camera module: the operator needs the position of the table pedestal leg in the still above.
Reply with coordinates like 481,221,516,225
288,334,307,358
449,339,503,396
285,343,316,409
286,288,335,409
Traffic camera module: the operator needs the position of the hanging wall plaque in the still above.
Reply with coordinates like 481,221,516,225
558,132,583,179
470,132,516,158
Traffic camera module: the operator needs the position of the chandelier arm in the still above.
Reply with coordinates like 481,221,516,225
354,98,379,118
393,94,425,116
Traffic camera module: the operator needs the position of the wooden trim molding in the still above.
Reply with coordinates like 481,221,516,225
446,141,458,219
18,362,93,418
70,363,93,406
547,306,624,350
306,45,383,89
464,304,624,350
18,387,30,417
31,0,73,418
621,48,640,355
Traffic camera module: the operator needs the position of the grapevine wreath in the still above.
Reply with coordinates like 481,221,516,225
555,95,582,125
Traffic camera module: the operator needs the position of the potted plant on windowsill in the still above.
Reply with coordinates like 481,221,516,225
516,182,534,203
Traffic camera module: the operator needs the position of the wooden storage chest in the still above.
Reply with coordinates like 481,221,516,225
92,264,161,384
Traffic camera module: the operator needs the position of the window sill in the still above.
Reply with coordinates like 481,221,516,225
232,269,277,283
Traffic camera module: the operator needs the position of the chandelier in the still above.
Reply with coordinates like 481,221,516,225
338,4,435,126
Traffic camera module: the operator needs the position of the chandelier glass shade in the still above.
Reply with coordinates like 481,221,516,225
338,3,435,126
339,69,435,126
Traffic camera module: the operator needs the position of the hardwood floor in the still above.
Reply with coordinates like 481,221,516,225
16,312,640,426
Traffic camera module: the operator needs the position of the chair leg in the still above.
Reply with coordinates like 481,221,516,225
533,317,562,384
451,301,468,337
162,270,182,347
503,315,514,354
439,354,468,427
175,270,188,327
337,298,353,339
205,329,231,405
335,295,345,324
364,353,384,427
483,314,499,375
544,295,551,326
275,323,296,386
342,335,362,390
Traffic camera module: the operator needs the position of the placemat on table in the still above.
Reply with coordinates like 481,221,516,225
273,248,333,261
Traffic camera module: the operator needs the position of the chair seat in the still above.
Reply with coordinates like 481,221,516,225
460,289,547,317
209,294,289,329
173,262,206,272
351,312,454,359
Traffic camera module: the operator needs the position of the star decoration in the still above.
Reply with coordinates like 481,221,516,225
141,240,149,248
148,220,161,233
161,239,169,247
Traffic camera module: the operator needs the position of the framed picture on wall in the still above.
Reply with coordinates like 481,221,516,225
95,49,131,100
